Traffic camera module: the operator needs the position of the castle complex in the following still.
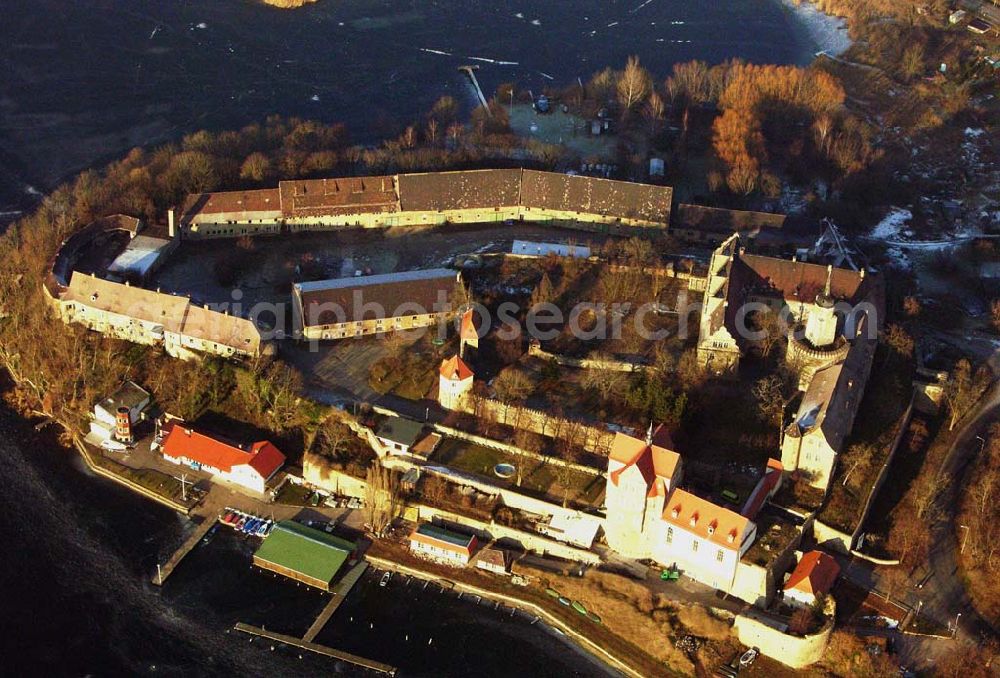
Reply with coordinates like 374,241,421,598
696,234,880,488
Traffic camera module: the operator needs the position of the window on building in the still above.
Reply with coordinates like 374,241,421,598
692,540,699,553
716,549,724,562
666,527,673,543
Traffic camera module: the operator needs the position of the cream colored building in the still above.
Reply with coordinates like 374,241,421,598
603,425,785,600
59,272,263,360
291,268,460,341
176,188,282,238
175,169,675,239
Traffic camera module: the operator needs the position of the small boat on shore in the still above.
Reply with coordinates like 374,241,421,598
545,588,561,598
202,524,219,545
557,596,571,606
586,611,602,624
571,600,587,615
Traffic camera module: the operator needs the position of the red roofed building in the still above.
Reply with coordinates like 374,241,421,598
438,354,474,410
160,425,285,494
604,425,682,559
605,425,787,597
784,551,840,606
459,308,479,353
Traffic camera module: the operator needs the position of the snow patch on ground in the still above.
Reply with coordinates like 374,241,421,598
781,0,852,57
871,207,912,240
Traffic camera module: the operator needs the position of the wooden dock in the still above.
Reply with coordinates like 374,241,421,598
152,518,216,586
234,622,396,675
458,65,491,113
303,561,368,642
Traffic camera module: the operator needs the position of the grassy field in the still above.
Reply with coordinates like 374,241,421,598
90,451,199,508
431,437,605,507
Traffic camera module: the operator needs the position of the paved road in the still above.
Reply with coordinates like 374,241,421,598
922,379,1000,641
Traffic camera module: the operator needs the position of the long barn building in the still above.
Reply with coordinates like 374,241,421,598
174,169,674,238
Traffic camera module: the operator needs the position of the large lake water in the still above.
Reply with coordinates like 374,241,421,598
0,0,840,213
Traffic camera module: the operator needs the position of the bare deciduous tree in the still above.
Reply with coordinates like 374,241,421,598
365,461,401,536
616,56,652,112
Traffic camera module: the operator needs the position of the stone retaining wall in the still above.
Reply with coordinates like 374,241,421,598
733,602,835,669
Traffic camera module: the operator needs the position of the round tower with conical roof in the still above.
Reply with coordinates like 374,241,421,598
786,265,849,389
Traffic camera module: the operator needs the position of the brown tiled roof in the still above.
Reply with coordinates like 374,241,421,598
180,304,261,353
674,204,786,233
737,254,869,304
180,189,281,224
295,269,457,328
520,170,672,222
398,169,522,211
278,176,399,218
64,272,189,333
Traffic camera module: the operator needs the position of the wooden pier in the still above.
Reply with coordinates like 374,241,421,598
303,561,368,642
234,623,396,675
458,65,491,114
152,518,216,586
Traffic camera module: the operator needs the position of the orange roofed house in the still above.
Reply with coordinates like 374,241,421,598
783,550,840,607
604,425,784,597
160,424,285,495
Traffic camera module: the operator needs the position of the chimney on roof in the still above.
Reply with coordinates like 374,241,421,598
671,507,680,519
727,530,737,544
859,268,866,279
708,520,717,535
184,428,192,436
689,513,698,527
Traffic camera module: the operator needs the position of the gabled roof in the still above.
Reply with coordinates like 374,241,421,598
440,354,474,381
65,272,190,333
460,308,479,344
254,521,355,586
294,269,456,328
520,169,672,222
662,488,750,551
375,416,425,448
180,304,261,353
786,362,845,436
96,381,150,414
398,169,522,211
741,459,783,519
161,426,284,479
737,254,869,304
180,188,282,224
410,523,476,555
279,176,399,217
608,426,680,490
247,440,286,479
785,550,840,597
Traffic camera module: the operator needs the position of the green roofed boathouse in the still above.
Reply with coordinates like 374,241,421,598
253,520,356,591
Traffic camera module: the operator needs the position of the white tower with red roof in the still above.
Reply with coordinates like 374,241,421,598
438,354,474,411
